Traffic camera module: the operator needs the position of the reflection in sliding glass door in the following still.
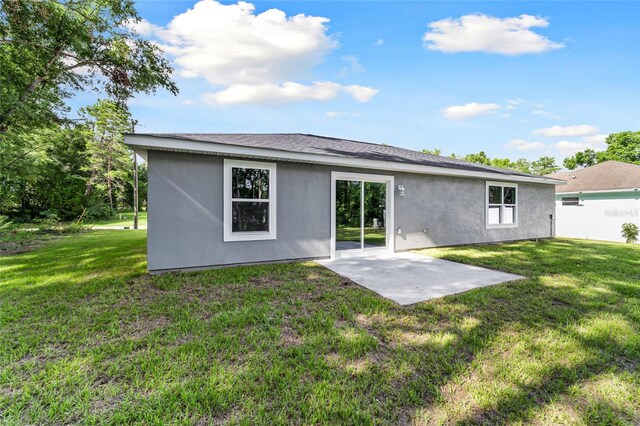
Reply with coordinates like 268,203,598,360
335,179,387,251
363,182,386,248
335,180,362,251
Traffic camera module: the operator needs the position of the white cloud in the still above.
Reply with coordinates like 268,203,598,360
500,113,512,118
554,140,605,155
423,14,564,55
441,102,500,119
326,111,359,118
204,81,341,105
343,85,379,102
582,134,608,145
506,139,547,151
340,55,365,76
205,82,378,105
505,133,607,157
533,124,599,137
533,109,561,120
554,133,607,154
152,1,336,85
127,18,160,36
138,0,377,105
61,55,92,75
373,39,385,46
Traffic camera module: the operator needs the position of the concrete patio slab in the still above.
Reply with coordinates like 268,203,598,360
317,251,525,305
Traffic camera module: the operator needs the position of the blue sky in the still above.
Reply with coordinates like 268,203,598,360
100,1,640,162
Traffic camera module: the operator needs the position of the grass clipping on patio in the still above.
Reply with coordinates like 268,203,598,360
0,231,639,424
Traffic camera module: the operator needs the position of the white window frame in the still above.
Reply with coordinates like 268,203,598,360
223,159,276,242
486,181,518,229
330,171,395,259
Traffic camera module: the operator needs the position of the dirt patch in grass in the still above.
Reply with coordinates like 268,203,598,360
16,342,68,366
126,315,171,339
248,275,282,288
87,376,126,418
280,324,303,346
0,239,50,256
339,276,354,286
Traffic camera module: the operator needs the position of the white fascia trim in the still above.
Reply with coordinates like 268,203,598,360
557,188,640,195
125,134,565,186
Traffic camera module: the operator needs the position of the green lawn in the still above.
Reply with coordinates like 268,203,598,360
87,211,147,227
1,232,639,424
337,226,386,246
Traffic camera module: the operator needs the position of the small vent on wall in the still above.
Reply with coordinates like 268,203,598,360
561,197,580,206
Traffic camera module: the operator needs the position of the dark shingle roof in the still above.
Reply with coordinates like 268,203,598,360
138,133,548,179
546,160,640,193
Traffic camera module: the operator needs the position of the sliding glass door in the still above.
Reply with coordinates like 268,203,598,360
335,179,387,251
335,180,362,250
363,182,386,248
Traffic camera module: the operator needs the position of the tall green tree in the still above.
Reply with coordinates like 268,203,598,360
530,156,560,175
0,100,139,219
81,99,132,212
0,125,89,218
461,151,491,165
0,0,177,132
563,131,640,169
600,131,640,164
563,149,598,170
512,158,533,174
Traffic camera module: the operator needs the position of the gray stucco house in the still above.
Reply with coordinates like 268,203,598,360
125,133,563,273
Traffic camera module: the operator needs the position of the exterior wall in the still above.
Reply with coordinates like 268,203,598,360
555,191,640,243
147,151,331,271
393,173,555,250
148,151,556,271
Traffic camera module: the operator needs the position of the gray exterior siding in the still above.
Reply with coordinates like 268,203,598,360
394,172,555,250
147,150,331,271
147,151,555,272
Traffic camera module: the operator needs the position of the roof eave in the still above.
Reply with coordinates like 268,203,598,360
556,188,639,194
125,134,566,186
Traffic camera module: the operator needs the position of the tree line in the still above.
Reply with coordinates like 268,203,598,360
0,100,149,220
421,149,562,175
423,131,640,175
1,0,176,221
562,132,639,169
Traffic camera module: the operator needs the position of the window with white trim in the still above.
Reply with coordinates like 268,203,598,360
486,182,518,227
223,160,276,241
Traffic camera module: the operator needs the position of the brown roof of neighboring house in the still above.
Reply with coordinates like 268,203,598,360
546,160,640,193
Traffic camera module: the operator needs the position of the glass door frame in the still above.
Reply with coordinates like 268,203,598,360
330,171,395,259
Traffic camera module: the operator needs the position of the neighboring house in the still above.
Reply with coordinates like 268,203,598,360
125,133,563,273
547,161,640,243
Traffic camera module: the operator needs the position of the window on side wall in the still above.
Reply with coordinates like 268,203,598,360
486,182,518,227
224,159,276,241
